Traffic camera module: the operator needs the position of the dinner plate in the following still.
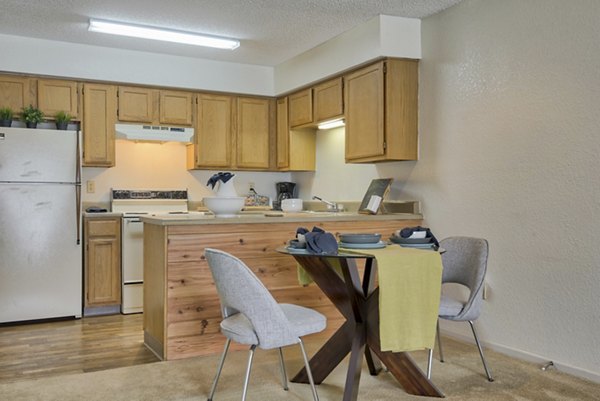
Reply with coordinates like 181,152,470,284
399,243,437,249
339,241,386,249
338,233,381,244
389,235,432,244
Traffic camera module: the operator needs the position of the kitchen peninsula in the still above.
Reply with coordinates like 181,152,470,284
140,212,423,360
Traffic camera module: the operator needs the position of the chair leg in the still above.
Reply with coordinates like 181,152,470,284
278,347,289,391
208,338,231,401
298,338,319,401
436,320,445,363
241,345,257,401
468,320,494,382
427,348,433,379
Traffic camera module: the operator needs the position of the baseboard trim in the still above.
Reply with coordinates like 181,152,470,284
440,330,600,384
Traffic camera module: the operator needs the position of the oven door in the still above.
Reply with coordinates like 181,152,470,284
121,216,144,314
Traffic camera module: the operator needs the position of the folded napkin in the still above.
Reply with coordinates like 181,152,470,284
297,226,338,255
399,226,440,247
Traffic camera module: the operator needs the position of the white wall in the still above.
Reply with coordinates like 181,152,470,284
411,0,599,380
82,141,290,205
0,33,274,96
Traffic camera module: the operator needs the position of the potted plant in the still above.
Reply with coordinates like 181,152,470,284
54,111,72,130
21,105,44,128
0,107,13,127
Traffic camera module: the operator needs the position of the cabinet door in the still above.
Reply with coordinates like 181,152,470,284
344,62,385,160
118,86,154,123
82,84,117,167
85,219,121,307
37,79,79,119
276,97,289,169
313,77,343,123
192,93,233,168
236,97,270,169
0,75,34,114
160,90,193,126
288,88,313,128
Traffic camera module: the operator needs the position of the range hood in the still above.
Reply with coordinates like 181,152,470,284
115,124,194,143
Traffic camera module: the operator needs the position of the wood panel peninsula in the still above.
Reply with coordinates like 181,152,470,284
141,211,423,361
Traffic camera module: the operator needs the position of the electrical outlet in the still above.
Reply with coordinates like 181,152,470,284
86,180,95,193
248,182,255,191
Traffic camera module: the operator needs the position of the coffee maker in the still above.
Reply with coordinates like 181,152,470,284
274,182,296,210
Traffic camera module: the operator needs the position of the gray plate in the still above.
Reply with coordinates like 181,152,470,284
389,235,432,244
338,233,381,244
339,241,386,249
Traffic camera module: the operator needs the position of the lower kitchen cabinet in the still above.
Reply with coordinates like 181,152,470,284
84,216,121,316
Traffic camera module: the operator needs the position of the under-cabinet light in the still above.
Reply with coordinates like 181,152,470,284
88,19,240,50
318,118,345,130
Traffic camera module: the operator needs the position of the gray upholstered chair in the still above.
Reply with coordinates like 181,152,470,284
427,236,494,382
204,248,326,401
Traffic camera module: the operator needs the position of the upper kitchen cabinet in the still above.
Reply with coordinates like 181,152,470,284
344,58,418,162
188,93,233,169
276,97,315,171
118,86,154,123
288,88,313,128
313,77,344,123
159,90,193,126
0,75,34,114
82,83,117,167
236,97,272,169
187,95,272,171
118,86,193,126
37,79,80,119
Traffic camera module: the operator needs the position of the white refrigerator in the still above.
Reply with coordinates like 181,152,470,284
0,127,82,323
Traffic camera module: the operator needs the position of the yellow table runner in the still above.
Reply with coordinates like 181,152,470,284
297,245,442,352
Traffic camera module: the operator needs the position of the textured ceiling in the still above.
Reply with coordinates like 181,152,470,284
0,0,461,66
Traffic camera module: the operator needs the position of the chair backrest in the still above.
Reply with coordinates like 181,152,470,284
439,237,489,321
204,248,299,349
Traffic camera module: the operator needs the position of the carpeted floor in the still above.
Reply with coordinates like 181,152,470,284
1,337,599,400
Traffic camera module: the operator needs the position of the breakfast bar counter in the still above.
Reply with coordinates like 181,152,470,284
141,212,424,361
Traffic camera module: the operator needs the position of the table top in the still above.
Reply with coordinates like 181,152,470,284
276,246,376,259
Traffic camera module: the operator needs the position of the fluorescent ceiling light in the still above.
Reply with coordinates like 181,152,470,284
318,118,345,130
88,19,240,50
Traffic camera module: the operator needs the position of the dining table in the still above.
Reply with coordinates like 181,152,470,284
278,245,445,400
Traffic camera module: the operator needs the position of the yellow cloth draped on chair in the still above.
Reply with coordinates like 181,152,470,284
297,244,442,352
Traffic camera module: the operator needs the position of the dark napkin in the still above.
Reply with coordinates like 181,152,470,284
206,172,234,189
297,226,337,254
399,226,440,247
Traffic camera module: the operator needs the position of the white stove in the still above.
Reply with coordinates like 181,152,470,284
111,189,189,314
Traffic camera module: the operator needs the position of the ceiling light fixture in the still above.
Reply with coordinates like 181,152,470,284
317,118,345,130
88,19,240,50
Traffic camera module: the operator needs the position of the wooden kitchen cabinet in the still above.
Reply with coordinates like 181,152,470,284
0,74,35,114
288,88,313,128
236,96,271,169
188,93,233,169
82,83,117,167
118,86,193,126
188,95,272,170
344,58,418,162
159,90,193,126
118,86,154,123
37,79,80,119
313,77,343,123
84,217,121,315
276,97,315,171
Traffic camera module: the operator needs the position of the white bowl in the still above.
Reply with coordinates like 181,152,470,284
203,197,245,217
281,198,303,212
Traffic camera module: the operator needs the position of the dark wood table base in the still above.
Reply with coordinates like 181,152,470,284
291,254,444,400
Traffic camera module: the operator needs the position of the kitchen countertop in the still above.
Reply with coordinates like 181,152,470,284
83,211,122,218
141,211,422,226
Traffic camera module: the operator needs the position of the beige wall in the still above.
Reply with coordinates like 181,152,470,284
415,0,600,380
294,0,600,382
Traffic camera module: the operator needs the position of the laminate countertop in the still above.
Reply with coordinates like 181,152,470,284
140,211,422,226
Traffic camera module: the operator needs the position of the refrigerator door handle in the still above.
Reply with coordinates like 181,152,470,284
75,130,82,245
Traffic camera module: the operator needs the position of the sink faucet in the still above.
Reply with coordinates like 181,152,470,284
312,196,339,212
